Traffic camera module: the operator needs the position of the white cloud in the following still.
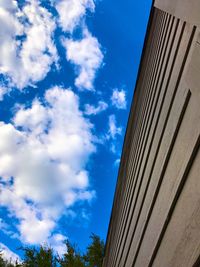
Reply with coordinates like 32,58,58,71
0,0,58,90
0,242,21,263
84,101,108,115
114,158,120,167
56,0,95,33
111,89,127,109
108,115,122,139
106,115,122,154
48,234,66,255
0,87,8,101
0,218,18,239
0,86,96,245
63,30,103,90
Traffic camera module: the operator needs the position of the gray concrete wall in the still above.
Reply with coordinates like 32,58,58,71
103,1,200,266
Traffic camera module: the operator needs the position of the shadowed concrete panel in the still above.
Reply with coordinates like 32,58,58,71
155,0,200,28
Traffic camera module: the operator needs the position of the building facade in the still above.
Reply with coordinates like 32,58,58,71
103,1,200,266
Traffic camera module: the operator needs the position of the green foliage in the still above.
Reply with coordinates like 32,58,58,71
36,246,56,267
21,246,56,267
84,234,104,267
0,252,5,267
0,251,17,267
0,252,4,267
21,247,37,267
0,234,105,267
58,241,85,267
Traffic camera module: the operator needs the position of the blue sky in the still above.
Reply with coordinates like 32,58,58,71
0,0,151,259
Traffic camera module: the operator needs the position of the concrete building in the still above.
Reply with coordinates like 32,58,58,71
103,1,200,266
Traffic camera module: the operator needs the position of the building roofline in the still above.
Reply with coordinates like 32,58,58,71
103,0,155,257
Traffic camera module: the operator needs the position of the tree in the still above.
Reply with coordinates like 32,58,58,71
1,233,104,267
59,241,85,267
36,246,56,267
0,252,16,267
0,252,5,267
84,234,104,267
21,247,36,267
22,246,56,267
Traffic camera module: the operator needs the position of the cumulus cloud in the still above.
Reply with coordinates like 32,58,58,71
63,30,103,90
48,234,66,255
114,158,120,167
0,243,21,263
0,218,18,239
108,115,122,139
111,89,127,109
0,86,95,245
0,87,9,101
56,0,95,33
0,0,104,95
0,0,58,90
84,101,108,115
55,0,103,91
0,0,104,251
106,115,122,154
